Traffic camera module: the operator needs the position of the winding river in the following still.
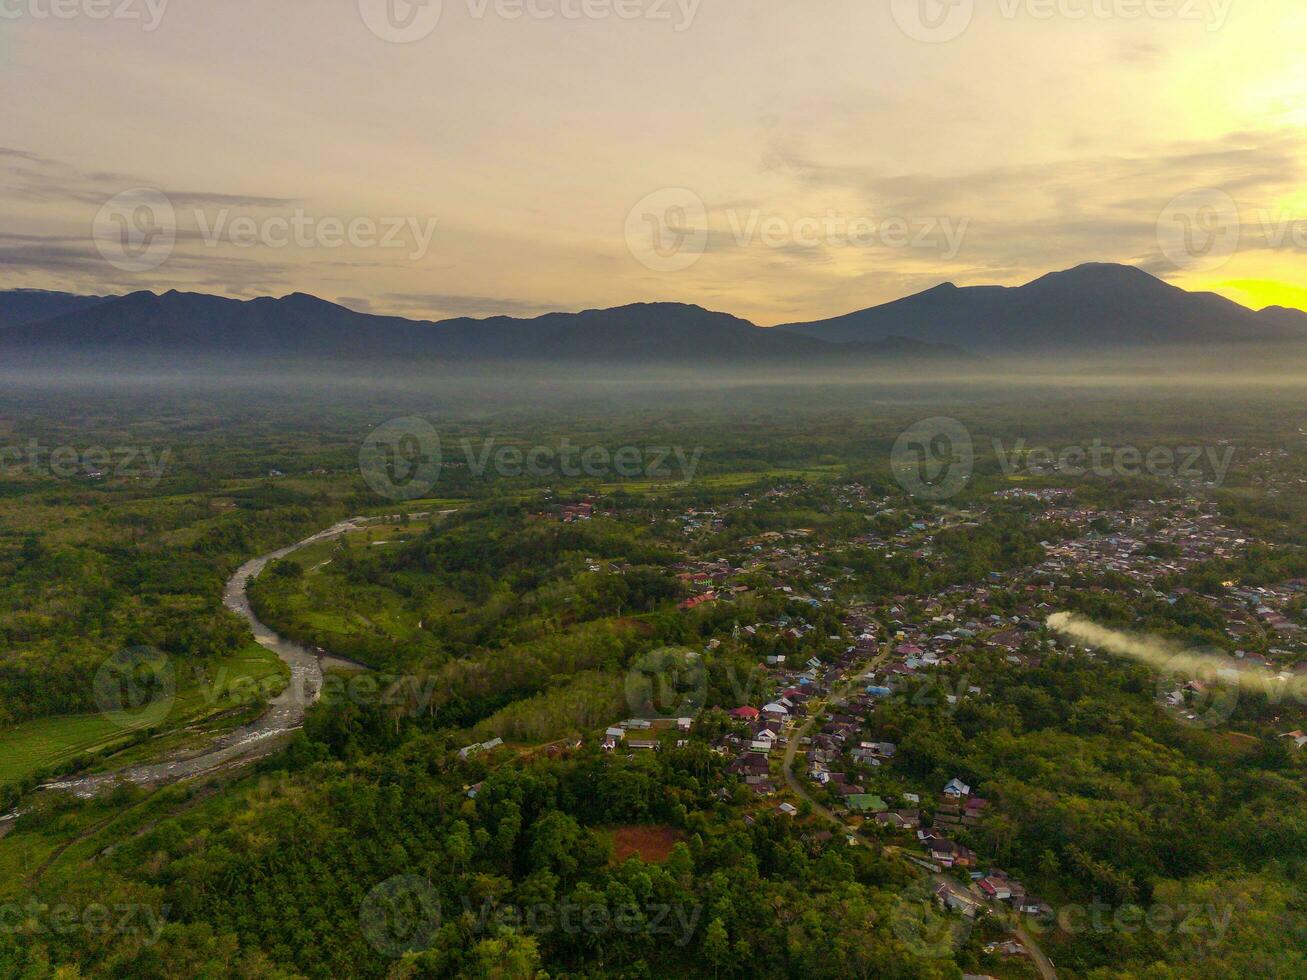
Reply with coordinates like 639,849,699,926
36,515,406,799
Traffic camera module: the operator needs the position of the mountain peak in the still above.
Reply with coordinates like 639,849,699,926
1024,262,1162,290
780,263,1307,351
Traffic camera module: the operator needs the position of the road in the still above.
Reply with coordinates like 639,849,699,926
38,513,440,799
778,643,1058,980
779,643,891,845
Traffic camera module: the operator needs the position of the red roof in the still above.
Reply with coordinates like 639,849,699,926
729,706,760,719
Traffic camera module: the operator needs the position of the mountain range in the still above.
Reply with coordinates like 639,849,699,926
782,263,1307,353
3,263,1304,367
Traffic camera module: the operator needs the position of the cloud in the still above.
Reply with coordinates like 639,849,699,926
378,292,567,320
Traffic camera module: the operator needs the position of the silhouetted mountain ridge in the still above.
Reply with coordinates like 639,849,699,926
781,263,1307,352
0,290,961,366
4,264,1304,366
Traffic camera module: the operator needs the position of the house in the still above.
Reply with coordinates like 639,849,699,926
874,809,921,830
679,592,716,611
943,777,971,798
729,706,760,722
1282,730,1307,750
1018,898,1053,917
978,876,1011,901
928,838,977,868
777,802,798,817
934,881,984,918
458,737,504,761
627,738,660,751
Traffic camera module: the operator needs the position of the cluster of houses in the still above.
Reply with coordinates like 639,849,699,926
600,716,693,752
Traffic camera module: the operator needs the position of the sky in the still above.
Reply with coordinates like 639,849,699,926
1,0,1303,325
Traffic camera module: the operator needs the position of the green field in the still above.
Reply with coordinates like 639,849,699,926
0,643,288,788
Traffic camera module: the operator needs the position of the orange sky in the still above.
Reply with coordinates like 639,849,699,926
1,0,1303,323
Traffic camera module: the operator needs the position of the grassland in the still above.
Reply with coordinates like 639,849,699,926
0,642,288,788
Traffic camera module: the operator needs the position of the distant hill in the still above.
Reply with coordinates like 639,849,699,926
5,264,1303,368
780,263,1307,353
0,289,111,330
0,289,966,367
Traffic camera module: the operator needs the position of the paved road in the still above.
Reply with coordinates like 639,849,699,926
778,643,1058,980
779,644,891,844
39,514,437,799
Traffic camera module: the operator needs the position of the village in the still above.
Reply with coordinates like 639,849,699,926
506,478,1307,967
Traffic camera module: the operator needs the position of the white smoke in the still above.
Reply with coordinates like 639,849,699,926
1046,612,1306,701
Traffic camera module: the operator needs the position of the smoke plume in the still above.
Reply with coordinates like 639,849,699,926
1045,612,1305,701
